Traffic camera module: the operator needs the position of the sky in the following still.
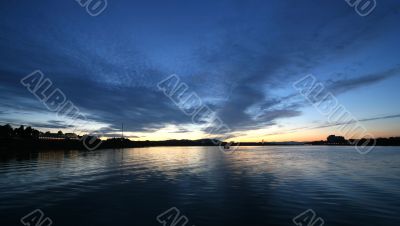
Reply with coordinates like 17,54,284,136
0,0,399,142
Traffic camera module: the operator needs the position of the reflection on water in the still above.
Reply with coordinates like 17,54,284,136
0,146,399,226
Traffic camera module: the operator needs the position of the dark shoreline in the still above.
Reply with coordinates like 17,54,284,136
1,137,399,154
2,124,399,153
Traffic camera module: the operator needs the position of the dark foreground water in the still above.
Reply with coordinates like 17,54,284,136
0,146,399,226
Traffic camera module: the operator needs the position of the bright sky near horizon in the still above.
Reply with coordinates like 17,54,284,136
0,0,399,142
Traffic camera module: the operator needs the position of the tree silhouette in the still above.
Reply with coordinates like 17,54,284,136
0,124,14,138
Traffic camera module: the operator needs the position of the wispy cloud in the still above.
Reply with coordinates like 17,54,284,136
327,67,400,95
265,114,400,136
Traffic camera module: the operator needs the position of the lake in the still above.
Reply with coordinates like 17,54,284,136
0,146,399,226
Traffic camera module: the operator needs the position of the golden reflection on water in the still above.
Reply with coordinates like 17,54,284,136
120,146,213,179
37,150,81,162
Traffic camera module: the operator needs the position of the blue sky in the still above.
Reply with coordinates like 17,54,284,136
0,0,399,141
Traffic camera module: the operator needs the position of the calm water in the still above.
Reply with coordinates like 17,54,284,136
0,146,399,226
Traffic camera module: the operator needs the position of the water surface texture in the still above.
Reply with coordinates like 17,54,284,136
1,146,399,226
